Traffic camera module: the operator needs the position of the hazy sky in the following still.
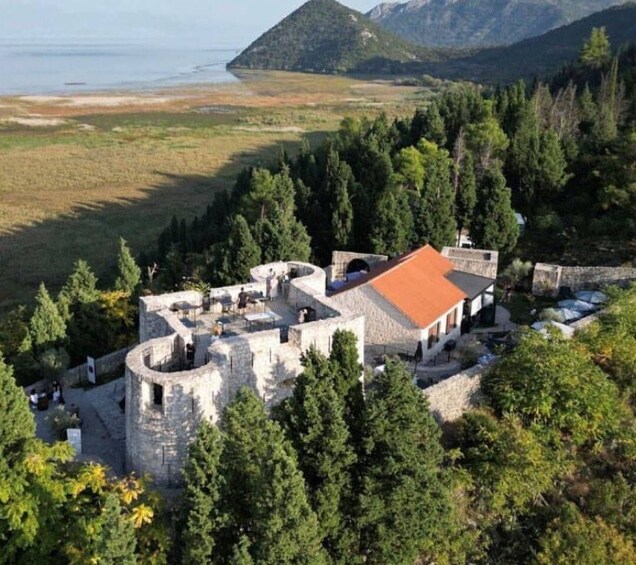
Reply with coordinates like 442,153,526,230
0,0,383,46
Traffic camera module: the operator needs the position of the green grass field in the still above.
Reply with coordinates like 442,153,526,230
0,71,429,312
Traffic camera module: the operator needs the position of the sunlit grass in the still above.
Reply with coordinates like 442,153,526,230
0,71,431,311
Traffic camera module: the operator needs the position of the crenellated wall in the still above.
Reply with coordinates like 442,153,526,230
126,262,365,486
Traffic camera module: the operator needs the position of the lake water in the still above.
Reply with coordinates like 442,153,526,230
0,40,241,95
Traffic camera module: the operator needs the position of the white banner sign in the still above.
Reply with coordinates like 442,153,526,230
67,428,82,455
87,356,97,384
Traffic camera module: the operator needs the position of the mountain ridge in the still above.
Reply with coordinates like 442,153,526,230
367,0,628,48
228,0,450,74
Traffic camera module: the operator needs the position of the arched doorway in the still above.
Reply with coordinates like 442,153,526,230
346,258,370,275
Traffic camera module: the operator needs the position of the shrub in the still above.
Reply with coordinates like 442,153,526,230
46,406,80,440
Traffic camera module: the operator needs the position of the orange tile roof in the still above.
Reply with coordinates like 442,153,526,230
335,246,467,328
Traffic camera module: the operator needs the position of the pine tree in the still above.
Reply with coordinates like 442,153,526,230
215,215,261,285
455,151,477,244
359,359,450,564
114,238,141,295
93,493,137,565
471,166,519,254
580,27,611,69
58,259,100,320
218,388,326,564
283,349,357,561
29,283,66,352
393,146,425,192
180,421,223,565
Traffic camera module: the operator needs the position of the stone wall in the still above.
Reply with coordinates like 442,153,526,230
331,285,421,354
532,263,636,297
442,247,499,279
330,251,388,282
64,346,133,387
126,261,365,486
423,365,485,423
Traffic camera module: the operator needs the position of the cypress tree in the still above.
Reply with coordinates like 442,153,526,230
329,330,365,450
114,238,141,295
283,349,357,561
29,283,66,352
455,151,477,244
215,215,261,285
418,146,457,250
370,192,412,257
218,388,325,564
471,165,519,254
0,355,35,454
180,421,223,565
359,359,449,564
331,176,353,250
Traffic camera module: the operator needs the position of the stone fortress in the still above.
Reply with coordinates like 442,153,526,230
125,261,364,486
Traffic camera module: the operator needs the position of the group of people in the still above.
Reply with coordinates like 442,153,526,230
29,380,64,410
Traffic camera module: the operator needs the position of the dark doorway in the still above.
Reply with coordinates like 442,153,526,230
346,259,370,274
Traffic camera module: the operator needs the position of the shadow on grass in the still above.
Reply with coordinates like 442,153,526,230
0,130,327,313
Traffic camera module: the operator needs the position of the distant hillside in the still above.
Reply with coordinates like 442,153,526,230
424,3,636,83
227,0,451,74
368,0,626,48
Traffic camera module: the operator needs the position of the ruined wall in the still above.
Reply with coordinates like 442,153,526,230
423,365,485,423
532,263,636,297
442,247,499,279
330,251,388,282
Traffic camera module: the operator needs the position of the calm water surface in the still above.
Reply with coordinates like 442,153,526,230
0,40,240,95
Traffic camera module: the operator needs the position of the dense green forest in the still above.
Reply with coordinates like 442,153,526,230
4,284,636,563
153,34,636,292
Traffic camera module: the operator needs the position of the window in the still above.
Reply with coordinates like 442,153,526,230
427,322,441,350
446,308,458,333
153,384,163,407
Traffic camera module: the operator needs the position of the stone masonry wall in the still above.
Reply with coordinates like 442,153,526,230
331,251,388,282
423,365,485,423
65,346,133,387
533,263,636,297
126,262,365,486
331,285,421,354
441,247,499,279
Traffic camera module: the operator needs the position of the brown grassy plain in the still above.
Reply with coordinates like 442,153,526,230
0,71,430,311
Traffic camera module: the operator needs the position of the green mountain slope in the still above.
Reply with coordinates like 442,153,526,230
424,3,636,83
368,0,626,48
227,0,450,74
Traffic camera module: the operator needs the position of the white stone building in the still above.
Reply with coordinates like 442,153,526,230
125,261,364,486
330,245,475,361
